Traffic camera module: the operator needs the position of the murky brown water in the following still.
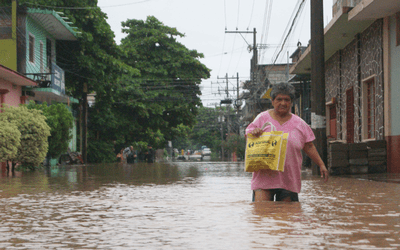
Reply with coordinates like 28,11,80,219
1,161,400,249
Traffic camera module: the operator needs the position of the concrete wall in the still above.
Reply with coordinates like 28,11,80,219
390,15,400,136
25,16,55,77
386,15,400,173
0,39,17,70
0,79,22,107
324,20,384,142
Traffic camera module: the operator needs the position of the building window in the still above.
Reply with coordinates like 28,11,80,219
362,77,376,140
29,34,35,63
329,104,337,139
40,41,44,72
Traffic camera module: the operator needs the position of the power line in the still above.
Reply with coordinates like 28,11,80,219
23,0,154,9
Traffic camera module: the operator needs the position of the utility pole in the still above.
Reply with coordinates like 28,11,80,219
236,72,240,114
216,73,238,161
217,73,240,133
225,74,231,137
82,83,88,164
225,28,257,85
219,104,224,161
216,74,239,102
310,0,327,175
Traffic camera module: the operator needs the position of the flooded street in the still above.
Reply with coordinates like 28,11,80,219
1,161,400,249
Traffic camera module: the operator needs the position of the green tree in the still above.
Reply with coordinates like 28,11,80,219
3,1,211,162
174,106,245,160
170,123,193,151
188,107,222,151
27,101,74,158
0,106,50,171
12,0,140,162
0,117,21,163
117,16,211,148
222,134,246,160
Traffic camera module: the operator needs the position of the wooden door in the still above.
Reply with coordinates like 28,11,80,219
329,105,337,139
346,88,354,143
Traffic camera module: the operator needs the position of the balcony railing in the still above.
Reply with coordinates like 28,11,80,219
25,63,65,94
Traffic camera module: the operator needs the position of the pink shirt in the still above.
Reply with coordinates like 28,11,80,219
245,110,315,193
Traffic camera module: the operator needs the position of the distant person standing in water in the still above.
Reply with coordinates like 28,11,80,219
246,82,328,202
124,146,136,163
145,145,155,163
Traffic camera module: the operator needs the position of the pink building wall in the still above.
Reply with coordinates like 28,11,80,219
0,79,24,107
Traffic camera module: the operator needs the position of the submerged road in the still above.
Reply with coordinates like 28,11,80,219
0,161,399,249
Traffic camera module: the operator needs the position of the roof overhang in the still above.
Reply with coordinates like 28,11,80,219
0,64,37,86
290,7,374,74
348,0,400,21
288,74,310,82
27,8,77,41
26,87,78,104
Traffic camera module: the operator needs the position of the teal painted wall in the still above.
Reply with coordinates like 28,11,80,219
25,15,78,156
390,16,400,136
25,15,55,77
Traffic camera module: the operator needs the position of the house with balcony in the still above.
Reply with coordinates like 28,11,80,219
290,0,400,173
0,2,79,158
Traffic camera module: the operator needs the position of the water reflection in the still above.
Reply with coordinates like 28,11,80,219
0,162,400,249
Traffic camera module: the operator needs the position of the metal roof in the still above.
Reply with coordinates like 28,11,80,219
27,8,77,41
0,64,37,86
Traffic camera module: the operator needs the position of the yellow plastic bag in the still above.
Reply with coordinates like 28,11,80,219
245,122,289,172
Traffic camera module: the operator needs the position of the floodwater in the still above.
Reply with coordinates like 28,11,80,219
1,161,400,250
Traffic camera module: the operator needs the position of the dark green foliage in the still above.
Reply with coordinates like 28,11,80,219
173,107,222,155
172,106,245,159
222,134,246,160
27,102,74,158
187,107,222,151
106,16,210,150
5,1,210,162
87,140,116,163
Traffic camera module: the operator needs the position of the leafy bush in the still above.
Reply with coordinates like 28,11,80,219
0,105,51,170
27,101,74,158
0,118,21,162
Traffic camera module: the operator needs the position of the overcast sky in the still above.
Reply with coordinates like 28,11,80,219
97,0,333,107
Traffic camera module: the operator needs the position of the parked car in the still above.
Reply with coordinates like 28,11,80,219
201,148,211,156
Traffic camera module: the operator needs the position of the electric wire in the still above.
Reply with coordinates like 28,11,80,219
259,0,273,64
247,0,306,104
236,0,240,29
247,0,255,30
23,0,154,10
